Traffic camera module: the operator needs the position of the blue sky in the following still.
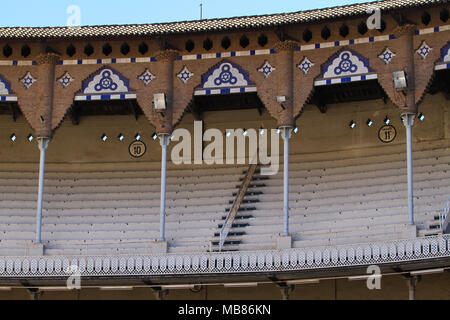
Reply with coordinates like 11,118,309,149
1,0,368,27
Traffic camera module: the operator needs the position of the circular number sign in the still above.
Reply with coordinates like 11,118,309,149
129,140,147,158
378,125,397,144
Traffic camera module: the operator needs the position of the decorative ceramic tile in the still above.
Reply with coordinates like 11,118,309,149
416,41,432,59
177,66,194,84
378,48,396,64
80,67,130,94
57,72,74,88
298,57,314,74
321,50,373,78
199,61,252,89
258,61,275,78
20,72,36,89
138,69,155,86
0,75,13,95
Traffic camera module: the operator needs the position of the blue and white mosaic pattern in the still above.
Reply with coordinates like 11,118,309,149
258,61,275,78
138,69,155,86
441,43,450,63
57,72,74,88
177,66,194,84
194,86,257,96
434,43,450,71
74,93,137,101
0,74,17,101
321,50,373,79
315,74,378,86
298,57,314,74
20,72,36,89
0,75,13,95
199,61,253,90
416,41,432,60
378,48,396,65
80,68,131,95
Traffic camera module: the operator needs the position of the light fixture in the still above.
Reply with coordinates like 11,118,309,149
135,133,141,141
410,268,445,276
367,119,373,127
276,129,281,134
384,117,391,125
27,134,34,142
293,127,299,134
348,275,380,281
223,282,258,288
286,279,320,285
243,129,248,137
259,128,266,136
10,134,16,142
276,96,286,103
226,130,232,138
153,93,167,111
393,71,408,89
161,284,196,290
38,287,72,292
118,134,125,142
152,133,158,141
100,286,134,291
101,134,108,142
349,121,356,129
418,113,425,122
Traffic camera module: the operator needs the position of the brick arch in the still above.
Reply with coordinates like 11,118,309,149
415,39,450,107
171,58,283,130
0,72,35,131
293,47,375,120
51,65,137,133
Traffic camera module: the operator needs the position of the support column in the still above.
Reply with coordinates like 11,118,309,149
281,127,293,236
406,276,419,301
273,40,296,250
159,134,170,243
35,137,50,245
402,113,416,226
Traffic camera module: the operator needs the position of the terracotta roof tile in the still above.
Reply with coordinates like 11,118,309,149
0,0,446,40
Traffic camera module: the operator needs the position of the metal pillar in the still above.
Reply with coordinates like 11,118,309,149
407,276,419,301
402,113,416,226
281,127,293,237
159,134,170,242
35,137,50,244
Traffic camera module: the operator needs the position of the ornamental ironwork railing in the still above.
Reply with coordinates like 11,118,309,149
0,235,449,278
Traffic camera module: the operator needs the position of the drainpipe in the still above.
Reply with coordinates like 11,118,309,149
402,113,416,226
281,127,293,236
35,137,50,244
159,134,170,242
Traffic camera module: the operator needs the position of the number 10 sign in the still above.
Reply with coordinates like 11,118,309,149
129,140,147,158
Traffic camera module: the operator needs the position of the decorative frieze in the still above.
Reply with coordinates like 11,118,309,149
0,235,447,278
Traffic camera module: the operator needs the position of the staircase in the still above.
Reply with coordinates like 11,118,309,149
211,164,267,252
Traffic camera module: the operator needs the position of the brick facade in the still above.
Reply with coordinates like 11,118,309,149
0,4,448,136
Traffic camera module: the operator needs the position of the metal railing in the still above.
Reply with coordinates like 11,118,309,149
218,164,257,252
